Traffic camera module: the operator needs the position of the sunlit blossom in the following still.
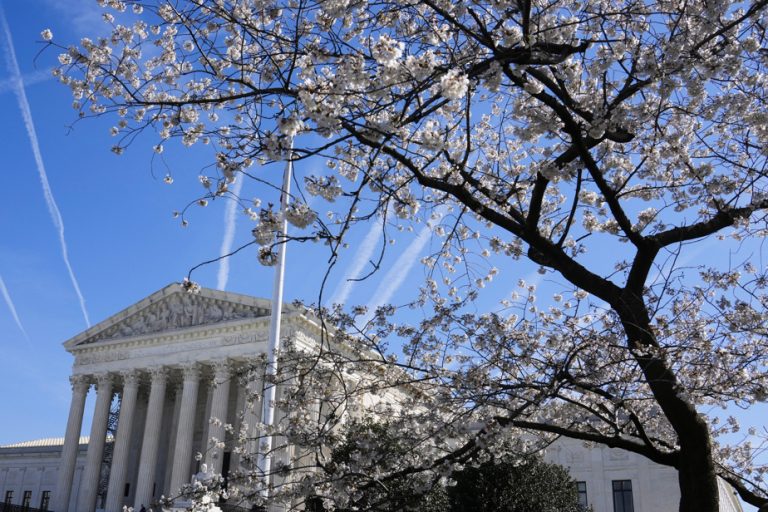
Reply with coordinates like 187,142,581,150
46,0,768,508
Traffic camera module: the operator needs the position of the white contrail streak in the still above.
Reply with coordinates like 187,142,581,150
362,207,447,323
0,10,90,327
0,274,29,340
0,68,51,94
328,213,384,306
217,177,245,290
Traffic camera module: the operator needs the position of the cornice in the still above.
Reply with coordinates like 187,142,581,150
69,315,271,355
68,311,319,357
63,283,283,349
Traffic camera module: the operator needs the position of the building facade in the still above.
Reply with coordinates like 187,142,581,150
1,284,321,512
0,437,86,511
0,283,746,512
544,437,743,512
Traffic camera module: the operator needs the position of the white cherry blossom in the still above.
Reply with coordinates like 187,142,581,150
440,69,469,100
48,1,768,510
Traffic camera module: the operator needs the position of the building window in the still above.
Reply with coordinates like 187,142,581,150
4,490,13,504
612,480,634,512
576,481,588,510
22,490,32,508
40,490,51,511
124,482,131,497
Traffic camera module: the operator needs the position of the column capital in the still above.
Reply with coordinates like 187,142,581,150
211,360,232,380
120,370,140,388
94,373,113,389
70,374,91,393
148,366,169,384
181,363,201,381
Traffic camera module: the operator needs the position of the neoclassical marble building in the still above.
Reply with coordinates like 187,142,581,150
20,283,318,512
544,438,744,512
0,283,747,512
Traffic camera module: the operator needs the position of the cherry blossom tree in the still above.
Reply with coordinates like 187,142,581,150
46,0,768,510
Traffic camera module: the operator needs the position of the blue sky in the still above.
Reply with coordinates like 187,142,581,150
0,0,511,448
0,0,443,444
0,3,765,508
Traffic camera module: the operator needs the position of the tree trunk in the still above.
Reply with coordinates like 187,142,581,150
678,432,719,512
616,294,720,512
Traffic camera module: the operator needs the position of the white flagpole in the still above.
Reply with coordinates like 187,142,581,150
258,139,293,498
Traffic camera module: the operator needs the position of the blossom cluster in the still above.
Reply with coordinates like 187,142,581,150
48,0,768,507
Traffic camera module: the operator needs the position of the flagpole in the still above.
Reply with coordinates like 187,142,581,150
258,138,293,499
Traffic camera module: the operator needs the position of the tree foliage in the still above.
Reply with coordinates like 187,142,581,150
449,456,584,512
328,421,582,512
328,421,450,512
47,0,768,510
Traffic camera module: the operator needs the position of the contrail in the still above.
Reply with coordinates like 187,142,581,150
0,9,90,327
328,213,385,306
0,67,51,94
217,177,245,290
362,206,447,324
0,274,28,340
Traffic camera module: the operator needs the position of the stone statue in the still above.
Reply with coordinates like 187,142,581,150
82,292,263,344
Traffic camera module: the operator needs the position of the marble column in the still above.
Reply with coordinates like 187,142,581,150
77,373,114,512
169,364,201,500
53,374,90,512
133,367,168,510
243,364,264,471
200,379,214,464
230,374,247,472
163,382,184,494
104,371,140,512
205,361,231,474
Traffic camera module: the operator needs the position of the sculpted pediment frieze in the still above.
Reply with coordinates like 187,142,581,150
76,288,270,346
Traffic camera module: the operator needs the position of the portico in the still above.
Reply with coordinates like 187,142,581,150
51,283,313,512
0,283,747,512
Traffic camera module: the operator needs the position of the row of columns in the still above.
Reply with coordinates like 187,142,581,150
53,362,246,512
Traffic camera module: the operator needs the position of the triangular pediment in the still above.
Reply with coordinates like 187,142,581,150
65,283,275,348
